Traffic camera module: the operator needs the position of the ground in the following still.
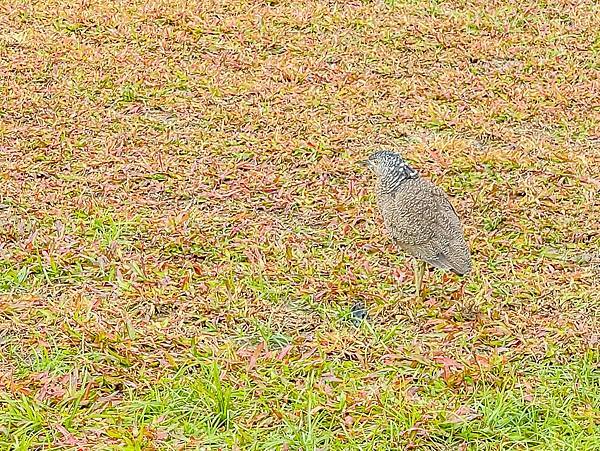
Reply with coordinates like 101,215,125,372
1,0,599,449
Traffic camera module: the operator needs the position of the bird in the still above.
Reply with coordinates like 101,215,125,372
362,150,471,297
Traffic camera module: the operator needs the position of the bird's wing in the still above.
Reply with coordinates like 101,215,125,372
383,181,455,246
424,252,465,275
383,196,437,246
426,185,472,274
383,181,471,274
430,184,464,233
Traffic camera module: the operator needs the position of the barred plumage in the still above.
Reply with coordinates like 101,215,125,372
363,150,471,295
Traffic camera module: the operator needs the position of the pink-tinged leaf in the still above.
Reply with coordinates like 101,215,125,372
55,424,80,446
446,406,480,424
392,267,406,282
434,356,462,368
321,372,342,383
581,176,600,188
428,148,449,167
300,347,317,360
237,349,253,359
153,415,167,424
313,290,328,301
381,353,404,364
434,356,463,381
248,342,265,371
154,429,168,440
276,344,293,360
474,354,490,367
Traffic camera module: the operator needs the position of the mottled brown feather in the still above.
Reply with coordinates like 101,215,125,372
374,170,472,275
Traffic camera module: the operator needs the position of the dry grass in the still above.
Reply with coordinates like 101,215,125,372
1,0,599,449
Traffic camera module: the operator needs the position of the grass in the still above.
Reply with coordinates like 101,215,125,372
1,0,599,449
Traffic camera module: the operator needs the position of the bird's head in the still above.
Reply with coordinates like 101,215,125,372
360,150,415,178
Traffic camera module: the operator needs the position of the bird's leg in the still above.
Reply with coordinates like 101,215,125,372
414,259,427,298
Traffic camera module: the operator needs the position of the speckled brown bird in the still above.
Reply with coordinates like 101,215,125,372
363,150,471,296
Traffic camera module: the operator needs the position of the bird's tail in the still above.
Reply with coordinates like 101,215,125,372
426,245,472,276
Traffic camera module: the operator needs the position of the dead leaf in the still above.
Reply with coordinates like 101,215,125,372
446,406,480,424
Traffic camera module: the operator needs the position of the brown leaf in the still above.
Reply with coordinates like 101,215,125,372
276,344,293,360
248,342,265,371
446,406,480,424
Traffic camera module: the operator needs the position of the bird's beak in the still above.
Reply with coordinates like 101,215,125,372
358,159,369,167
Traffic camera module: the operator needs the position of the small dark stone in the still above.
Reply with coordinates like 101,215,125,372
350,302,368,326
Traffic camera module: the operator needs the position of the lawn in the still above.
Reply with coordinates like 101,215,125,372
1,0,599,449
